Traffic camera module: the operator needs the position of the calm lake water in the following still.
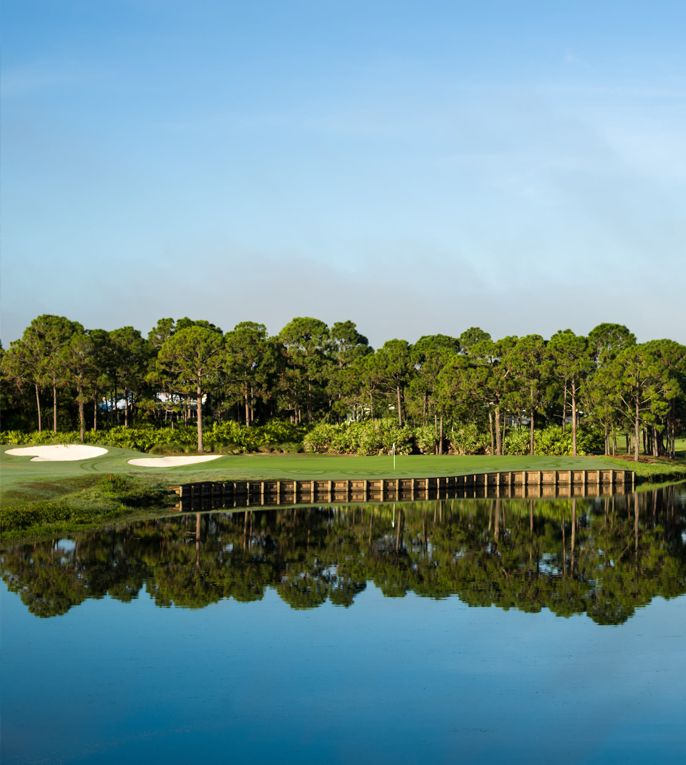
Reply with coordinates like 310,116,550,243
3,486,686,764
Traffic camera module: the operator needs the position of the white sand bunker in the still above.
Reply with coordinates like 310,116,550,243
128,455,221,468
6,445,108,462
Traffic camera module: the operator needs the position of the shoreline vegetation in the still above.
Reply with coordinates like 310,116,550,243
2,444,685,544
2,315,684,540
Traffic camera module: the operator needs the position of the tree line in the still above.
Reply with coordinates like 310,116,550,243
2,315,685,461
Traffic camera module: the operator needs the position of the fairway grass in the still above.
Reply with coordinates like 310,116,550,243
2,445,684,543
2,444,627,493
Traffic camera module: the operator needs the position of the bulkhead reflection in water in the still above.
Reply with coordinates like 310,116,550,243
3,485,685,624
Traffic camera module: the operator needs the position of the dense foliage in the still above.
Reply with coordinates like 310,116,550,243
2,316,684,460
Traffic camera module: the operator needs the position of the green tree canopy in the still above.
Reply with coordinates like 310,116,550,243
546,330,594,456
58,332,98,442
596,344,681,461
157,326,225,452
375,339,414,426
279,317,332,423
224,322,271,426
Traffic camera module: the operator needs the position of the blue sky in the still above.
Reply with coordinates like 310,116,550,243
3,0,685,346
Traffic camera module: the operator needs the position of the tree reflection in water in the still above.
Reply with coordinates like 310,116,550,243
2,486,684,624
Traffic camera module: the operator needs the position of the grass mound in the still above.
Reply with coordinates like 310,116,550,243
1,474,177,541
593,456,686,482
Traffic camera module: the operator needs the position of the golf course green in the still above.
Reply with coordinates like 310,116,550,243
1,445,624,492
3,444,685,542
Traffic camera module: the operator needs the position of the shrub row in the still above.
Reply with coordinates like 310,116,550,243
0,420,308,454
303,421,604,456
0,420,604,456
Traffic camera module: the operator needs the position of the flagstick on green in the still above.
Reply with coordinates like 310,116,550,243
393,442,396,470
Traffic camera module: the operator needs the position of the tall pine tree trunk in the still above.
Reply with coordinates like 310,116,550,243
53,381,58,433
634,400,640,462
197,383,204,453
495,406,501,456
396,382,402,427
35,383,42,433
78,388,85,443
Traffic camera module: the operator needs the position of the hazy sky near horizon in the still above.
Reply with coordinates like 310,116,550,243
3,0,685,347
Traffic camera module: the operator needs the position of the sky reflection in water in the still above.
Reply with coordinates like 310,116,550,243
2,486,685,764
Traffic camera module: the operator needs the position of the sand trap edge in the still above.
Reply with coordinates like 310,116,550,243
5,445,109,462
127,456,222,468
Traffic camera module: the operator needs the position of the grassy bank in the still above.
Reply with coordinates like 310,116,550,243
1,473,178,543
2,444,684,543
591,456,686,482
592,438,686,482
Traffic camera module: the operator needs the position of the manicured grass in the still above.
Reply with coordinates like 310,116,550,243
1,445,625,489
164,453,632,481
591,455,686,481
592,437,686,481
2,444,683,542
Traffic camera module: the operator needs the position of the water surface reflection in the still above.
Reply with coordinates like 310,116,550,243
3,485,685,624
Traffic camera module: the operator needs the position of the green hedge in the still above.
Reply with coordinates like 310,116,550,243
0,420,605,457
302,421,604,456
303,420,415,456
0,420,308,454
533,426,604,456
